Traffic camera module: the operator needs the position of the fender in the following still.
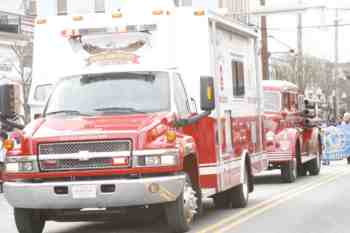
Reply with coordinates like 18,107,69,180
180,136,200,193
306,127,321,155
276,128,301,156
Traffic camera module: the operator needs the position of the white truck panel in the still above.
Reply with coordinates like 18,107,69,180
29,8,261,121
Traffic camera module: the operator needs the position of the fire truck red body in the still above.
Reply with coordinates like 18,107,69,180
262,80,321,182
3,3,267,233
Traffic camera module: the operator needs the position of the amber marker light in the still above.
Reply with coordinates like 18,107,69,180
207,86,213,101
72,15,84,21
194,9,205,16
152,9,164,15
112,11,123,18
36,19,47,25
166,130,177,143
3,139,14,151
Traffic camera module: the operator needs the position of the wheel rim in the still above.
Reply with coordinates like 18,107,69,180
183,181,198,224
242,169,249,201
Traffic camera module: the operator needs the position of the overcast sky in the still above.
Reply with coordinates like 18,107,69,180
264,0,350,63
2,0,349,62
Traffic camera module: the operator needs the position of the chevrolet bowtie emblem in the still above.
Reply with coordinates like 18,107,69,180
77,151,90,161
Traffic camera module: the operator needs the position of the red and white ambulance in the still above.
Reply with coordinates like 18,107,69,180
262,80,321,182
4,2,267,233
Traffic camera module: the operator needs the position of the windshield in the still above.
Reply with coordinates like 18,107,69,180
45,72,170,116
263,91,281,112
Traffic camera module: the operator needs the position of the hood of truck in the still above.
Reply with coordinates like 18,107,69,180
32,113,167,139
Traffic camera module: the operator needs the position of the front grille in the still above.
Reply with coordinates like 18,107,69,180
39,141,130,155
38,140,131,171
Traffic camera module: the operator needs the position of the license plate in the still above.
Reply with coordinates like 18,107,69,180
72,185,97,199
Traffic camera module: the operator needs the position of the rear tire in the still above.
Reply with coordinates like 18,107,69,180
231,167,249,208
296,143,307,176
213,191,230,209
14,208,45,233
281,160,297,183
165,175,197,233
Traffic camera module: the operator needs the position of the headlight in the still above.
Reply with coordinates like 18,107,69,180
5,156,39,173
265,131,275,141
145,156,161,166
136,149,178,167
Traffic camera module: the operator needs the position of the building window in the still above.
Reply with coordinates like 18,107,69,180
95,0,105,13
232,60,245,97
57,0,67,15
0,13,20,33
0,15,8,25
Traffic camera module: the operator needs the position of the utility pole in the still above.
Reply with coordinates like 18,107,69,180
296,0,303,91
260,0,269,80
333,8,339,120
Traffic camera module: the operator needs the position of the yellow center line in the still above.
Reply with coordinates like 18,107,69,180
215,170,350,233
197,168,349,233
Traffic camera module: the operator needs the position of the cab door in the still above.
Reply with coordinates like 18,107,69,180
173,73,217,167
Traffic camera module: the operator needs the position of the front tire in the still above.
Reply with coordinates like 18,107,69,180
308,154,321,176
165,176,197,233
14,208,45,233
281,160,297,183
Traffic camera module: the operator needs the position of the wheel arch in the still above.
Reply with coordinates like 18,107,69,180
284,128,302,157
183,153,201,196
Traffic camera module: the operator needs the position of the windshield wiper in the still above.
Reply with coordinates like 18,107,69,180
45,110,92,116
94,107,146,114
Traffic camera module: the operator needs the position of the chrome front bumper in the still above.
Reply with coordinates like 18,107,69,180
4,174,185,209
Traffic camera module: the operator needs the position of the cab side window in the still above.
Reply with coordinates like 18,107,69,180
282,93,298,112
232,60,245,97
289,94,297,112
173,74,191,118
282,93,289,111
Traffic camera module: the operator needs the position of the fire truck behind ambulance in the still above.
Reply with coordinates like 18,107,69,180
262,80,321,183
4,3,267,233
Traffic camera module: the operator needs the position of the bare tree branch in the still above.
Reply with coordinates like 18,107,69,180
9,42,33,124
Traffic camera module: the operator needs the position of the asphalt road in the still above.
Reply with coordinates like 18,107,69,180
1,161,349,233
